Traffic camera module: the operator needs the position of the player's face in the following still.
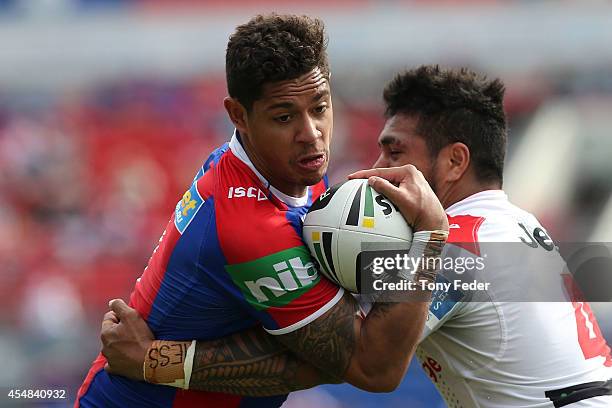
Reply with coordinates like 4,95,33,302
373,114,442,194
242,68,333,197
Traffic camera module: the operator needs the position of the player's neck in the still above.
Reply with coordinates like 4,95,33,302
239,135,308,198
439,179,502,209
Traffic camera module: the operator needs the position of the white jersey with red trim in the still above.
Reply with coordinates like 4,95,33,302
416,190,612,408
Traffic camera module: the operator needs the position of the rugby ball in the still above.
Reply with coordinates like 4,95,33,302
303,179,413,293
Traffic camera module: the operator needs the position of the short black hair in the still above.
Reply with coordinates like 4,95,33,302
383,65,507,185
226,14,330,111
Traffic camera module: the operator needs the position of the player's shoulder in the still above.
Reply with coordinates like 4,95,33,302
174,142,268,236
446,190,540,249
209,151,306,263
447,214,486,242
211,149,283,219
191,141,231,183
194,145,270,207
476,193,549,243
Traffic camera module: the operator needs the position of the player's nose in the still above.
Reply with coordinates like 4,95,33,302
296,115,321,143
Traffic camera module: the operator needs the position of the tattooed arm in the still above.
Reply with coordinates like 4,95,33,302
102,165,448,394
275,285,432,392
188,326,339,395
102,282,431,395
273,165,448,392
102,300,337,396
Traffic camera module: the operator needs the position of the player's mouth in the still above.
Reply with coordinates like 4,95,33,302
297,153,326,171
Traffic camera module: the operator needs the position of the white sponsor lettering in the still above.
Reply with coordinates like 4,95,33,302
245,277,286,302
289,257,318,286
318,188,331,201
245,257,318,302
228,186,268,201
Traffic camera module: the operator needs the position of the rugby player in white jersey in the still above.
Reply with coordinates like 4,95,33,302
101,65,612,407
349,65,612,407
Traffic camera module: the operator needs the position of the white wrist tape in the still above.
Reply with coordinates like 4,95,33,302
398,230,448,282
183,340,196,390
144,339,197,390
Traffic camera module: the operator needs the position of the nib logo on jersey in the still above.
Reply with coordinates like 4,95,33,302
226,247,320,310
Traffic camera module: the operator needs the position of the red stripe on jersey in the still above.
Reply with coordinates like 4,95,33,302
572,300,612,367
446,214,485,256
130,216,182,320
310,179,328,202
215,152,304,264
563,274,612,367
74,353,106,407
266,276,340,329
172,389,241,408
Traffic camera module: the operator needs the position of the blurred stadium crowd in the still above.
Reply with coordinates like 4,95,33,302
0,1,611,407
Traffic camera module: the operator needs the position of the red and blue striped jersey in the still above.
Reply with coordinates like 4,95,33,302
76,131,343,408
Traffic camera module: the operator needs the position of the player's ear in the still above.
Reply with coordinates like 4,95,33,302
444,142,470,182
224,97,249,135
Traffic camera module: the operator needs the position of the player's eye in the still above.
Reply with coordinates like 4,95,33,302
313,105,327,114
275,114,291,123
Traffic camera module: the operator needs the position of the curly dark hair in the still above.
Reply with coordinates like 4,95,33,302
384,65,507,185
226,14,330,111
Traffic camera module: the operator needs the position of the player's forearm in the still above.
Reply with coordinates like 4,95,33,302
142,327,338,396
187,327,339,396
277,289,430,393
346,296,431,392
277,231,446,393
344,234,445,391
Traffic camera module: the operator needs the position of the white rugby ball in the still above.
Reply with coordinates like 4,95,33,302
303,179,413,293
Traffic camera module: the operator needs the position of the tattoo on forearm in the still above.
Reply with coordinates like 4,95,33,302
369,300,394,319
279,293,358,381
189,328,321,396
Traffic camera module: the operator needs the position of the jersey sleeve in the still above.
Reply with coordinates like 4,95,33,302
212,168,343,335
421,272,467,339
421,214,487,338
223,244,344,335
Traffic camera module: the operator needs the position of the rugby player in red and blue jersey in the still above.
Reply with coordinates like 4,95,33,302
105,65,612,407
77,15,449,407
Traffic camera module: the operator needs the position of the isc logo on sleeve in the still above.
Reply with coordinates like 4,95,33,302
174,183,205,234
228,186,268,201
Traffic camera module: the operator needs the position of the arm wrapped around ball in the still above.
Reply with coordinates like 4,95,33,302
102,164,449,394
